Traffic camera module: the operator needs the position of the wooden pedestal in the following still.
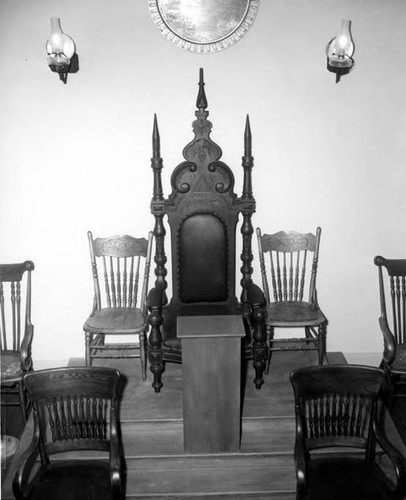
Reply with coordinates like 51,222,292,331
177,314,245,453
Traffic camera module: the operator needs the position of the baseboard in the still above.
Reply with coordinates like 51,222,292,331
343,352,381,367
33,359,70,370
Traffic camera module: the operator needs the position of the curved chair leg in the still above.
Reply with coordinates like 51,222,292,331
317,322,327,365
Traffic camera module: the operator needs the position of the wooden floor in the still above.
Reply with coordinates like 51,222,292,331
2,351,347,499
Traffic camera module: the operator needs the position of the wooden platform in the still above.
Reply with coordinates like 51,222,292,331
2,351,347,499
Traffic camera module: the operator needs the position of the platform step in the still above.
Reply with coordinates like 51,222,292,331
119,416,295,456
124,453,296,499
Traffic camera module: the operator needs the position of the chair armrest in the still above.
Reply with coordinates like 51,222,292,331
20,323,34,372
147,285,168,311
12,435,40,500
294,437,308,498
109,413,124,500
246,282,266,308
375,399,406,493
379,317,397,365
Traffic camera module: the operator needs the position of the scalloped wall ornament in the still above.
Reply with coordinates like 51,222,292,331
148,0,260,53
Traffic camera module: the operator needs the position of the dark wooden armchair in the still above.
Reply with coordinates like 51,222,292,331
256,227,327,372
13,367,124,500
1,261,35,423
147,68,267,392
290,365,406,500
374,256,406,407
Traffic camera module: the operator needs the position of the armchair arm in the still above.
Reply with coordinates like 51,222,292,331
245,282,266,308
147,286,165,310
379,316,397,365
147,285,166,392
12,433,40,500
109,412,124,500
243,282,268,389
375,399,406,494
294,439,308,499
19,323,34,372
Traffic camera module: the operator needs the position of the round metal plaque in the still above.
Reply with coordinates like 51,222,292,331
148,0,260,53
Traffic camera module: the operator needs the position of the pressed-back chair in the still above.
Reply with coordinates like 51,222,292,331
290,365,406,500
374,256,406,406
256,227,327,372
84,231,153,379
13,366,124,500
1,261,35,423
147,68,267,393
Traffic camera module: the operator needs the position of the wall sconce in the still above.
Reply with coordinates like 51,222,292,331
326,20,355,83
46,17,76,84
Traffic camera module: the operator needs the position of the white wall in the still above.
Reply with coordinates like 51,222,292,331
1,0,405,365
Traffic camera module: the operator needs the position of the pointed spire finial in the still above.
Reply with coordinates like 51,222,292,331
242,114,254,200
152,113,160,159
244,114,252,157
196,67,208,110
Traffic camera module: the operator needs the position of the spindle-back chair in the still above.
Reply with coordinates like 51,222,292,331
290,365,406,500
84,231,153,379
13,366,124,500
256,227,327,372
1,261,34,423
374,256,406,406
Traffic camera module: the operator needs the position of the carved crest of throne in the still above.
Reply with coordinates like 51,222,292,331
147,69,267,392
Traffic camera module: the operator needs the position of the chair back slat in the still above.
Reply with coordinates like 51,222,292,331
43,393,109,444
375,256,406,346
257,228,321,304
0,261,34,357
390,275,406,344
132,256,141,308
1,282,6,350
304,393,370,443
88,231,153,313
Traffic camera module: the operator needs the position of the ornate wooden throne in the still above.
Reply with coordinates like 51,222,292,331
147,69,267,393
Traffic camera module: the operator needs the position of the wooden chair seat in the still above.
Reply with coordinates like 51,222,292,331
303,457,402,500
24,461,113,500
1,351,23,383
265,301,326,327
84,307,146,334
